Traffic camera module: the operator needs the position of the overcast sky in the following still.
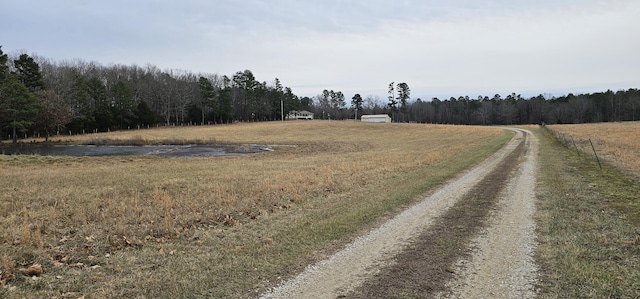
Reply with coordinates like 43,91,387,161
2,0,639,101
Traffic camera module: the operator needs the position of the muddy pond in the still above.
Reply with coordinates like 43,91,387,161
0,144,272,157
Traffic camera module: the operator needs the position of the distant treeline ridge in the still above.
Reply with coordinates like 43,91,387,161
1,47,638,142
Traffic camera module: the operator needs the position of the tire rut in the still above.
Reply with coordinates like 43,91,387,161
439,129,539,298
350,130,528,298
259,129,535,299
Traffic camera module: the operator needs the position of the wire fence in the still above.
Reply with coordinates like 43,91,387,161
544,124,640,182
544,126,603,169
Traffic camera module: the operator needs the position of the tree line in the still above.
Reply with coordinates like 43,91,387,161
0,46,311,142
1,45,639,143
398,90,640,125
307,86,639,125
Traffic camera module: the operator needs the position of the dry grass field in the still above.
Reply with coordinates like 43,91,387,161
547,121,640,179
0,121,510,298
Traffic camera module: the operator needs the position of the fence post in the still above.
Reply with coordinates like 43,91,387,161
589,138,602,170
571,136,580,156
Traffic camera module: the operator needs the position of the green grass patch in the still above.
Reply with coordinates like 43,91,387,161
534,127,640,298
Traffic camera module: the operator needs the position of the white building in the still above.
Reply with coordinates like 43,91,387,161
361,114,392,123
286,110,314,120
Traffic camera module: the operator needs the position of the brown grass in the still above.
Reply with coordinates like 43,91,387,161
547,121,640,179
0,121,509,298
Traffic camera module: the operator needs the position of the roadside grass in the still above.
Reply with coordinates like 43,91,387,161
0,121,511,298
535,126,640,298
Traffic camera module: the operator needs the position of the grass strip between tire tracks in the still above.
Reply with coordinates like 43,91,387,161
349,133,527,298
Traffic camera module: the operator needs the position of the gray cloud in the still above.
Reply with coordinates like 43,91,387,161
1,0,638,100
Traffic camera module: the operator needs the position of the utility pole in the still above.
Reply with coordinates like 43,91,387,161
281,99,284,121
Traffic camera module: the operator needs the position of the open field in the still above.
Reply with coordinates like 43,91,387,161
0,121,510,298
534,126,640,297
547,121,640,179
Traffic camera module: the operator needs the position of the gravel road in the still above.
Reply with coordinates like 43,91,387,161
439,128,539,298
259,128,538,299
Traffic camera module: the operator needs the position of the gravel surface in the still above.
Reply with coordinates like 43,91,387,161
259,129,537,299
439,128,539,298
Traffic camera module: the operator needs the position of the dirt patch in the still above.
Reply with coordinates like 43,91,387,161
349,134,527,298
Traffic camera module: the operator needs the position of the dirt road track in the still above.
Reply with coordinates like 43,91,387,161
260,128,537,299
439,128,538,298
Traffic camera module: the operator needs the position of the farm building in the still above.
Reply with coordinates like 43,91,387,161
287,110,314,120
361,114,392,123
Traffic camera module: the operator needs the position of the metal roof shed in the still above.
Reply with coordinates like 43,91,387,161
361,114,392,123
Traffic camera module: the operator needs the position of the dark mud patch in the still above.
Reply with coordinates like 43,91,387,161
0,144,271,157
349,136,527,298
